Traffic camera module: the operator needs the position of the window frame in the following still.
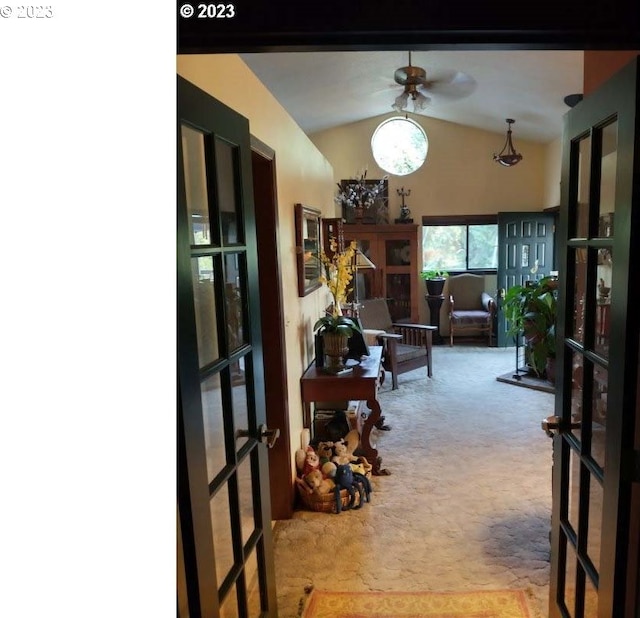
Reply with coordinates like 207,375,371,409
421,214,498,274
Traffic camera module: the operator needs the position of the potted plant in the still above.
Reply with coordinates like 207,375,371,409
420,269,449,297
502,276,557,380
314,239,362,373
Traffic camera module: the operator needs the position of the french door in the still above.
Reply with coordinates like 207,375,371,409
548,56,640,617
177,76,278,617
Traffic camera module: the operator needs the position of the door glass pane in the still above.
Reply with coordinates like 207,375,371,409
595,247,612,358
237,456,256,548
563,541,579,617
587,472,604,572
385,239,411,265
216,138,243,245
177,512,190,618
567,447,580,535
232,357,248,451
571,352,584,429
245,548,262,617
575,135,591,238
584,575,599,618
192,256,220,368
591,365,608,470
225,254,247,352
220,584,239,618
386,273,410,321
521,244,530,268
181,124,211,245
211,483,234,588
202,373,226,481
571,248,587,343
597,120,617,237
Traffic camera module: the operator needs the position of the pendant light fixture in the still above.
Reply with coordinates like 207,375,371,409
493,118,523,167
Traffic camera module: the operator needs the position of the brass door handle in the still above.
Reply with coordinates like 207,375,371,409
236,424,280,448
541,415,581,438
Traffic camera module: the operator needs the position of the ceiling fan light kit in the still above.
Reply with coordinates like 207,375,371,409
391,51,476,115
493,118,523,167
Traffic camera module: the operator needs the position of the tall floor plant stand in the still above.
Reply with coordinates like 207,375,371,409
426,294,445,345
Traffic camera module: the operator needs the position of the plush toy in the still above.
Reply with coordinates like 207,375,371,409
304,469,335,496
333,464,365,513
331,439,359,467
302,446,321,477
316,441,337,478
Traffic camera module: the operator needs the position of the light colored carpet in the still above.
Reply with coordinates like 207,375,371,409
303,589,537,618
273,346,554,618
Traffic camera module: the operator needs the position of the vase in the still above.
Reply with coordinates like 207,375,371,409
322,332,349,374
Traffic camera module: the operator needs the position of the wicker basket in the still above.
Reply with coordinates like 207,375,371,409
296,475,370,513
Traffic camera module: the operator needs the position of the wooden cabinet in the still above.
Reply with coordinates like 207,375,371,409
342,224,420,323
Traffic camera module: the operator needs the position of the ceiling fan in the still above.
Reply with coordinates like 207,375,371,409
391,52,477,114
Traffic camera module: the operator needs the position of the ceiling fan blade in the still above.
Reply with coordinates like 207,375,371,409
420,70,477,100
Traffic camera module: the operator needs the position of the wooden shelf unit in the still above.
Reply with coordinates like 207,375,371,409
342,223,420,323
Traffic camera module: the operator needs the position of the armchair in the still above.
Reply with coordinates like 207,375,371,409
357,298,436,390
448,273,495,346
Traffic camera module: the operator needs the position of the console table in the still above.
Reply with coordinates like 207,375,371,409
300,346,389,475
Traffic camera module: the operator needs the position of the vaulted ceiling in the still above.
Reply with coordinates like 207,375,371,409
240,50,584,143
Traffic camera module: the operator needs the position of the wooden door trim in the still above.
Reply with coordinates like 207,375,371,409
251,136,294,520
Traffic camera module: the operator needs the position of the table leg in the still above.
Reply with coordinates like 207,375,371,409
359,398,390,475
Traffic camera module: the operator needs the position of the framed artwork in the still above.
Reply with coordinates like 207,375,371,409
295,203,322,296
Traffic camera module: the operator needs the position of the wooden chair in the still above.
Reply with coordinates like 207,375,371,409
448,273,495,346
357,298,436,390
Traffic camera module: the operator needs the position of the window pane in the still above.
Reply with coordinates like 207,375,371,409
422,225,466,270
423,223,498,271
468,225,498,269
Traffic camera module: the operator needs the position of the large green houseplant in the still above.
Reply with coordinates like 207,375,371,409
502,276,558,379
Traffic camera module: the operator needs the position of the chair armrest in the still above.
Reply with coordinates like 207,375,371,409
391,323,436,347
378,332,403,341
392,323,437,331
481,292,495,313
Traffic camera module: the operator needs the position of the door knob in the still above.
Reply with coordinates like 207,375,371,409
541,415,581,438
236,424,280,448
259,424,280,448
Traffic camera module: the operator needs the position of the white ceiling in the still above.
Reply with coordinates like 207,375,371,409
239,50,584,143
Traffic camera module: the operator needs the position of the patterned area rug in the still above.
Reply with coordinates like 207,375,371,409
303,589,535,618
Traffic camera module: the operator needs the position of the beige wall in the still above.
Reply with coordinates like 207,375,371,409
543,138,562,208
177,54,336,475
311,114,549,220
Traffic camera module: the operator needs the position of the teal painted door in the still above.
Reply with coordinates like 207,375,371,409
496,211,556,347
177,76,278,618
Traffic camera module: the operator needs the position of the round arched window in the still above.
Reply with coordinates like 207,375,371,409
371,116,428,176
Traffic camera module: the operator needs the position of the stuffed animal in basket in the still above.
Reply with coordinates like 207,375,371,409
331,431,373,477
316,441,337,478
304,469,335,496
295,445,321,478
333,464,368,513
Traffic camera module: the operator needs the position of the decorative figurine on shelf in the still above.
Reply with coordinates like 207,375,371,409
395,187,413,223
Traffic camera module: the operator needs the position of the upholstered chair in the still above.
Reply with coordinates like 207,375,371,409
447,274,495,346
358,298,436,390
